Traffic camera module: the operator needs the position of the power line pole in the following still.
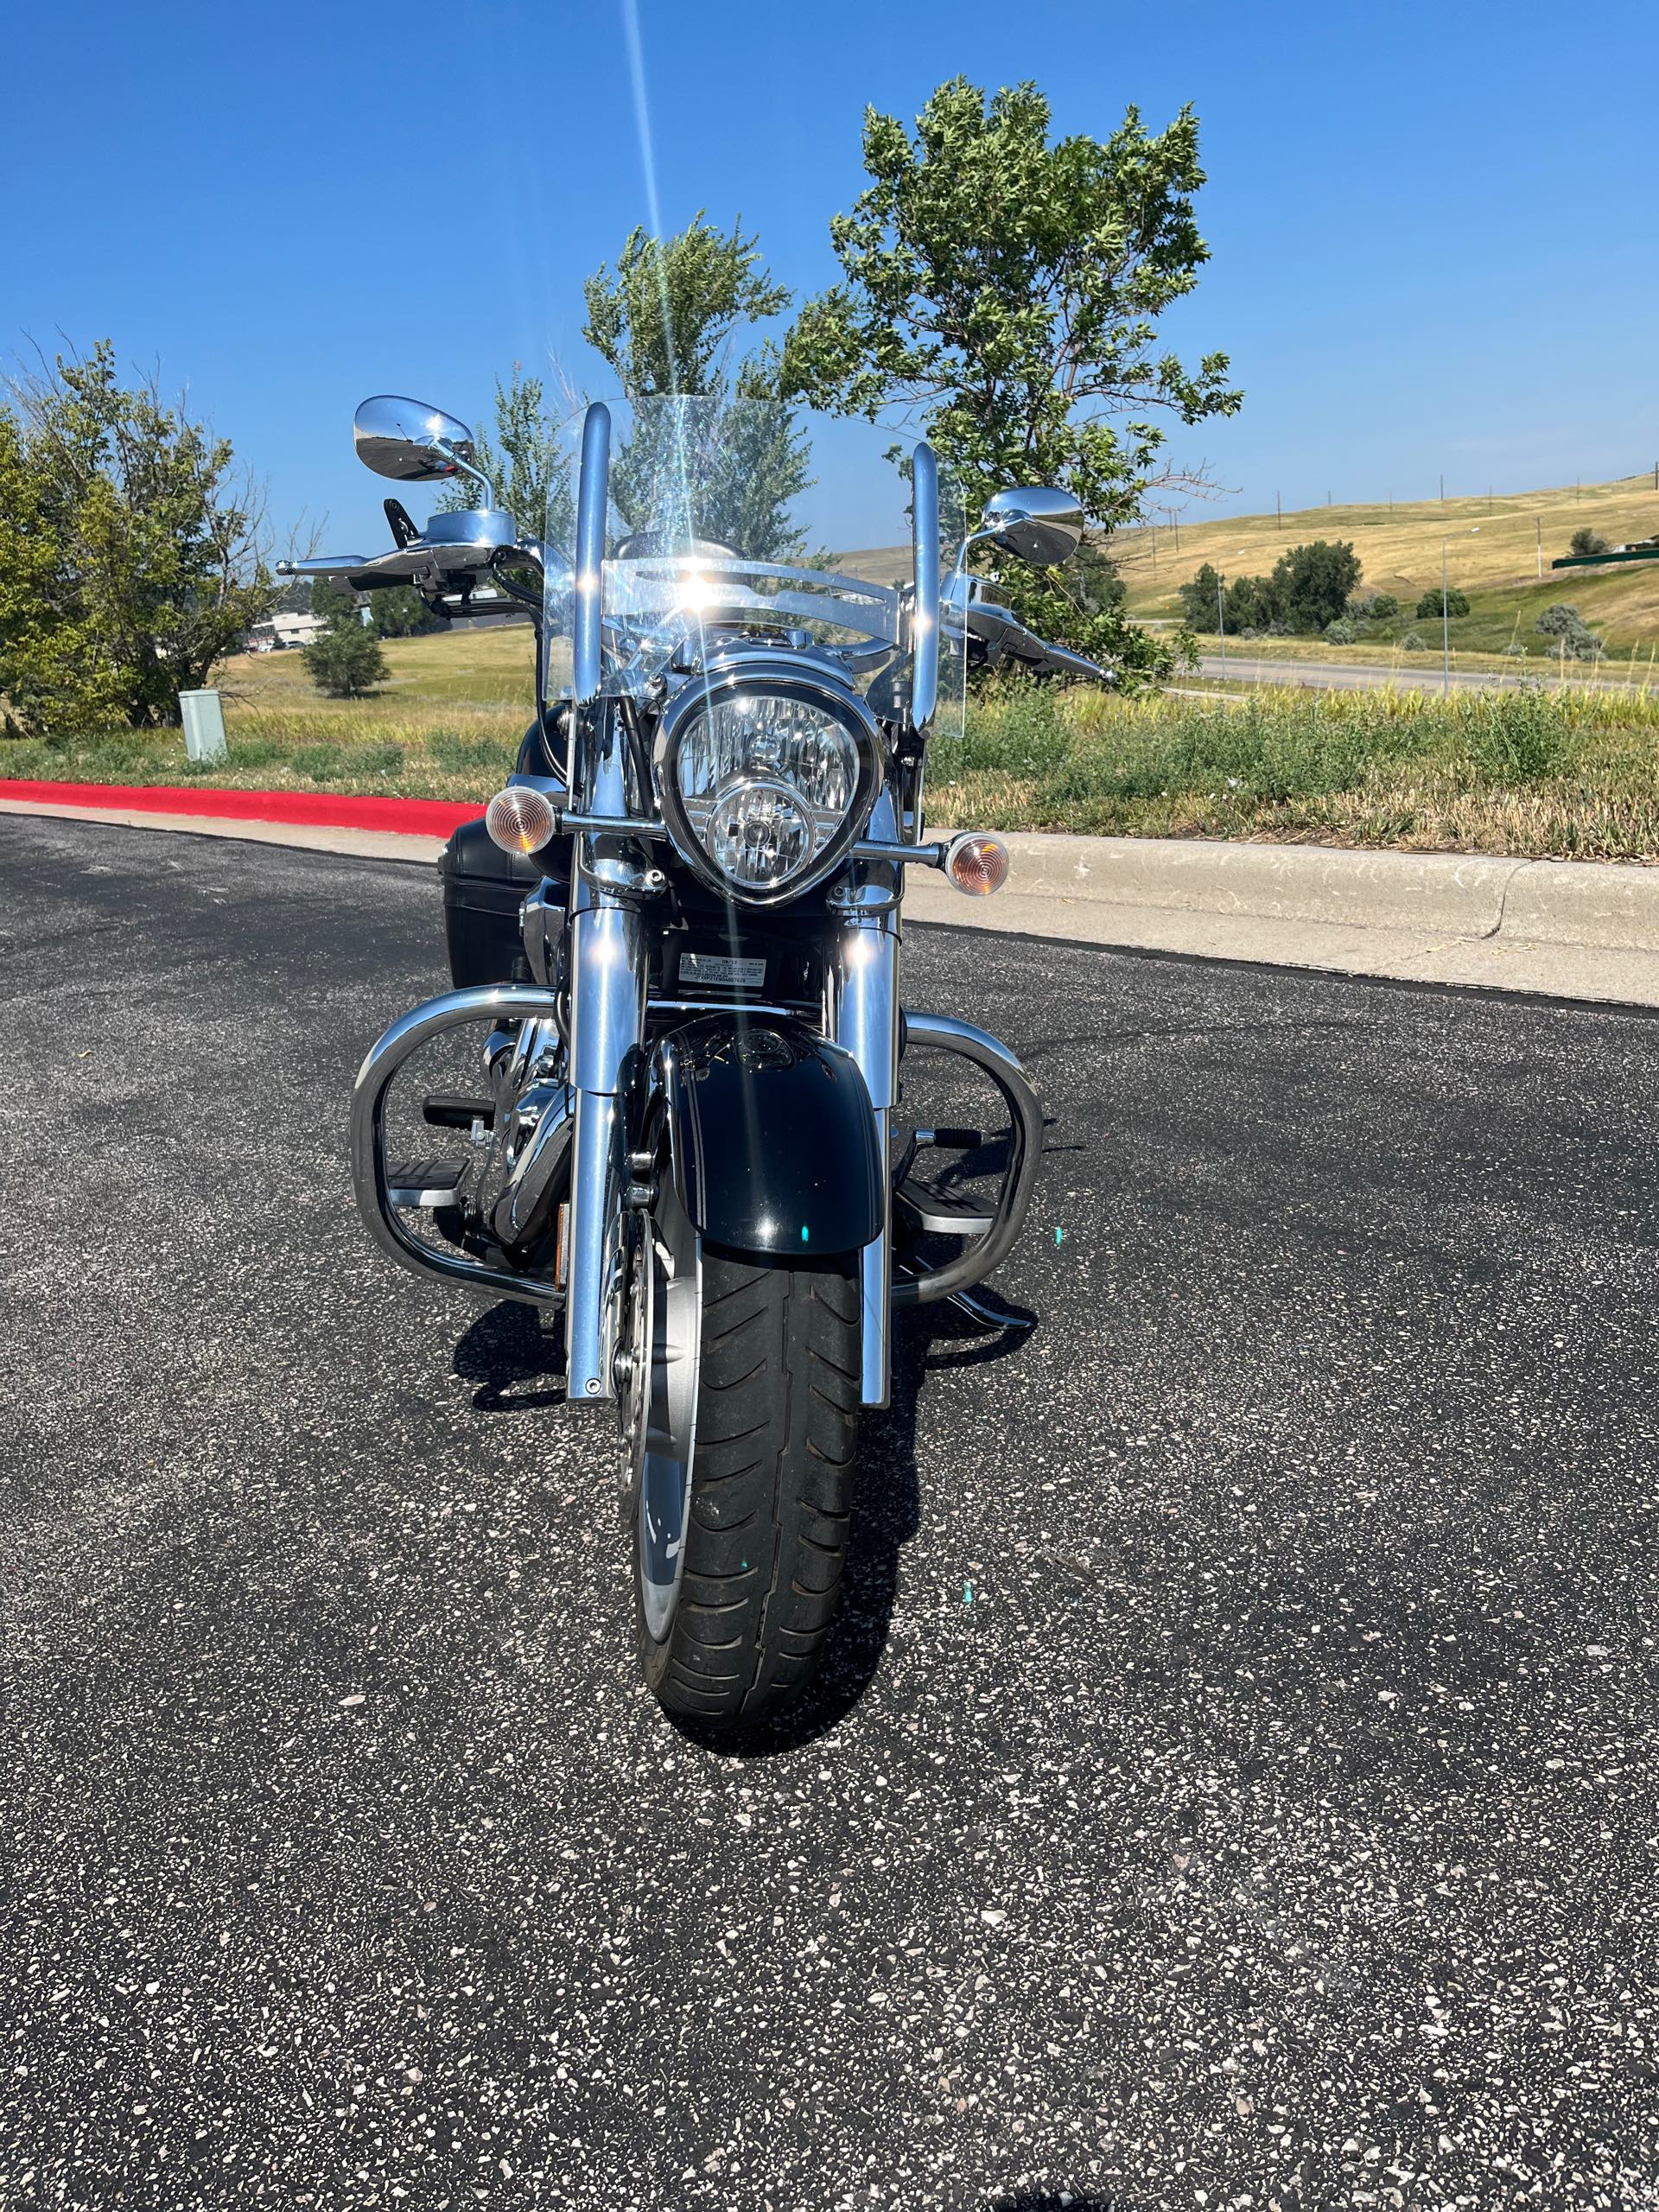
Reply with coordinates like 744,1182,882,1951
1536,516,1543,580
1441,538,1452,699
1217,569,1226,677
1276,490,1281,528
1440,474,1445,503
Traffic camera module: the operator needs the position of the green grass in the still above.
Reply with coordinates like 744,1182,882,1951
9,626,1659,861
927,678,1659,861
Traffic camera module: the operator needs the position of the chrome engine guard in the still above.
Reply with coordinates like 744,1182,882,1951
350,983,567,1309
893,1012,1043,1308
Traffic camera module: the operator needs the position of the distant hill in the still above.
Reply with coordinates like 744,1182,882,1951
1115,474,1659,648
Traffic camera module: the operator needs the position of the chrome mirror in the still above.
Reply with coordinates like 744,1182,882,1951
977,486,1085,569
353,395,479,484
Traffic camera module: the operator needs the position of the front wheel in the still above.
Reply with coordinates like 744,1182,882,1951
632,1239,861,1727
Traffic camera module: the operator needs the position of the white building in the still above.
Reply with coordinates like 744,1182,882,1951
245,610,327,653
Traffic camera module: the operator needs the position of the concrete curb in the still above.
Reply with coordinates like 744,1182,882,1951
5,795,1658,1010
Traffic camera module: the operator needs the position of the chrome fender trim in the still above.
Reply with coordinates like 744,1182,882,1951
350,983,565,1309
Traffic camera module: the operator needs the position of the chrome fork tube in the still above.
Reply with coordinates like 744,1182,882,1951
833,869,900,1409
563,708,647,1402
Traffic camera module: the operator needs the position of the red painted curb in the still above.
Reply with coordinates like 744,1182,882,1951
0,779,480,837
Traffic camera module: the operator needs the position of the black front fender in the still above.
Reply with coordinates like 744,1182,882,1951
649,1016,883,1260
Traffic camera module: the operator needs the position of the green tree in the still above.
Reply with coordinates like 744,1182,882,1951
369,584,439,639
435,363,574,548
1416,584,1471,620
1224,574,1273,632
780,78,1241,682
0,340,275,734
303,592,386,697
582,213,789,398
1177,562,1226,632
582,219,808,563
1568,527,1609,557
1269,540,1361,631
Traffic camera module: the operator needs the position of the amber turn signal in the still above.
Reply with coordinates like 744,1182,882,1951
945,832,1010,897
485,785,557,857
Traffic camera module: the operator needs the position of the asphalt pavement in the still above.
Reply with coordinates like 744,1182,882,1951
1191,654,1628,695
3,813,1657,2211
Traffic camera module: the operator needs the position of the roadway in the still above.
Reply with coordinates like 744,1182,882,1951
3,814,1655,2209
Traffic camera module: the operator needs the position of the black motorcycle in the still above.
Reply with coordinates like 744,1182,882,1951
283,391,1101,1726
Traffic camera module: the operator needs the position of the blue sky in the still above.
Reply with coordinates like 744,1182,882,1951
8,0,1658,555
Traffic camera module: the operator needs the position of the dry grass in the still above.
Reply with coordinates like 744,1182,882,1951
1118,472,1659,620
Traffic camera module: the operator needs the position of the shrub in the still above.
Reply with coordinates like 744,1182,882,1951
1535,602,1584,636
1348,589,1398,622
1323,617,1358,645
1535,603,1604,658
1400,629,1427,652
1416,586,1471,620
1568,527,1610,557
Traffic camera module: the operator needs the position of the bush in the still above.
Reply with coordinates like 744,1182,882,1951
1535,603,1604,659
1400,629,1427,652
1568,527,1610,558
1348,590,1398,622
1323,616,1358,645
1535,601,1583,636
1416,586,1471,620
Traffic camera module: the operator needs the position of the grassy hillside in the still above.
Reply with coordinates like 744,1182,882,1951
1117,473,1659,653
219,624,537,730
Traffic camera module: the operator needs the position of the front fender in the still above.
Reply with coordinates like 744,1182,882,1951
649,1015,883,1259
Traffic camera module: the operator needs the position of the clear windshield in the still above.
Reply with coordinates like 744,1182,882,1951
540,395,965,741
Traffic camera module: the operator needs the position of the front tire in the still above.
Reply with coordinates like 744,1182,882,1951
639,1252,860,1726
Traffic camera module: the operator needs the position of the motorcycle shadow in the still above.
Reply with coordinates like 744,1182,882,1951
677,1285,1038,1761
452,1301,568,1414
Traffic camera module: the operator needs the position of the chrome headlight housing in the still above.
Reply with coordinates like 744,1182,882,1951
655,667,881,904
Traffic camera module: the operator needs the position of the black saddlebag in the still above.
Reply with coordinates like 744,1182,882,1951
438,818,569,988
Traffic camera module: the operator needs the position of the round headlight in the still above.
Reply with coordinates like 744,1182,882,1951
658,677,879,902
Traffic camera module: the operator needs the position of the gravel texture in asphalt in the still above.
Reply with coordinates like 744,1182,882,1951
2,814,1656,2212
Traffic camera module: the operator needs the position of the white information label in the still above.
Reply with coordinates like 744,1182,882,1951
679,951,767,990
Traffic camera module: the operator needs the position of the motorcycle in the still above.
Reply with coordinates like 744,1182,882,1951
281,391,1103,1726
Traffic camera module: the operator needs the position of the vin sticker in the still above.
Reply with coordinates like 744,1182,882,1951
679,952,767,989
